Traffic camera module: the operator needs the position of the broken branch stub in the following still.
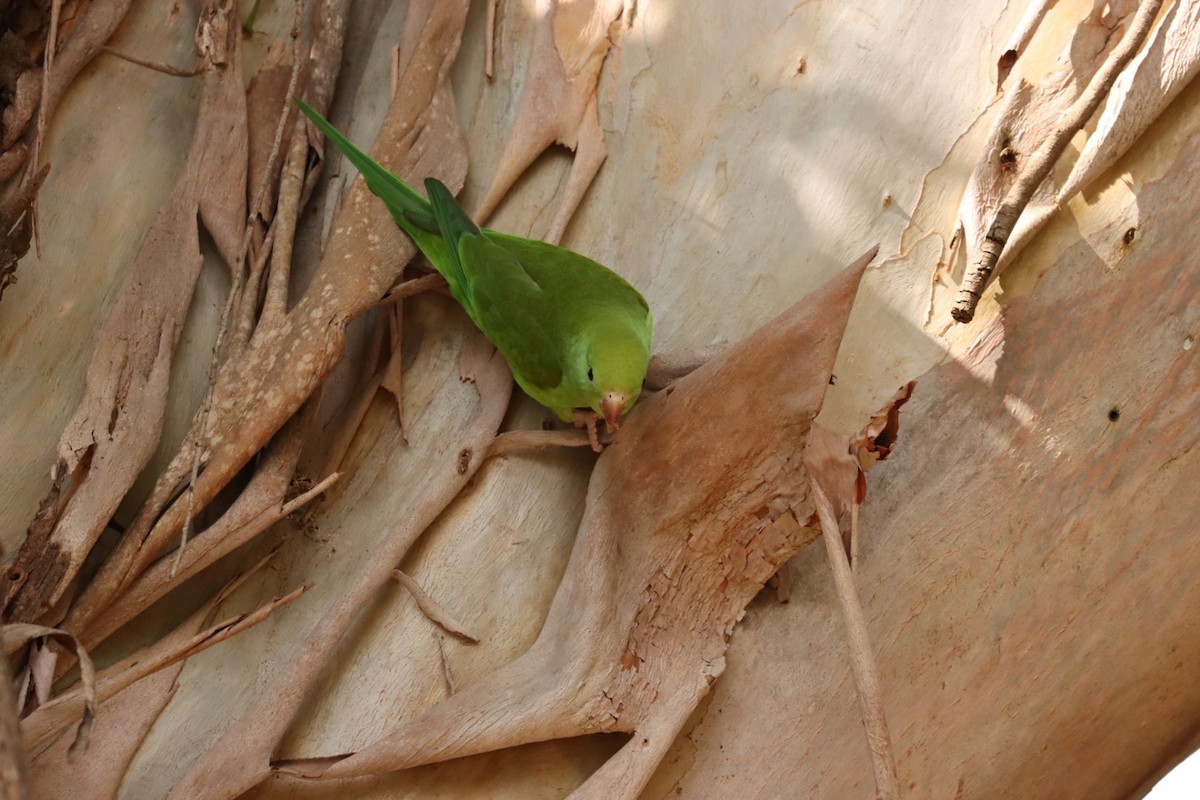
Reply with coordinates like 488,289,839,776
952,0,1164,323
279,248,875,799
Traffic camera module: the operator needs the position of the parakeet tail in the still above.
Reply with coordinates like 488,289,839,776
294,99,431,237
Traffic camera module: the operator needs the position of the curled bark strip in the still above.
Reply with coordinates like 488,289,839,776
393,570,480,643
22,584,309,757
987,0,1200,274
0,624,94,763
953,0,1165,323
486,428,594,458
75,402,325,654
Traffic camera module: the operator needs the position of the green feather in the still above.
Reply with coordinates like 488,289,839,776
424,178,478,306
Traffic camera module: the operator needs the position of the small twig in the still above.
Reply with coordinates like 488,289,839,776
485,0,499,78
811,481,900,800
22,583,310,757
952,0,1165,323
377,272,447,305
390,44,401,99
436,634,459,695
100,45,205,77
30,0,64,259
486,428,593,459
849,502,861,573
392,570,479,643
279,471,340,516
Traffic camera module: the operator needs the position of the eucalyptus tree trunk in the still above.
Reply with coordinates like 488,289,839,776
1,1,1196,798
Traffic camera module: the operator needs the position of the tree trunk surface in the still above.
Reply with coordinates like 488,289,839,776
0,0,1196,798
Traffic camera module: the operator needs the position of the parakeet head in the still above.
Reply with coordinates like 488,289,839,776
582,323,650,430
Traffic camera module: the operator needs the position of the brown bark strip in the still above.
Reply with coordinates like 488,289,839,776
487,429,594,458
77,412,334,653
471,0,628,241
22,583,309,757
952,0,1165,323
176,0,304,579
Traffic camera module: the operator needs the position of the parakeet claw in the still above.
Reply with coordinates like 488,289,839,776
571,410,605,453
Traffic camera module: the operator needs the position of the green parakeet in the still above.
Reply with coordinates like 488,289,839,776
296,100,652,438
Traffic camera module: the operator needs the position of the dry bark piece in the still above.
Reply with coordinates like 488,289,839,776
24,561,307,800
274,249,875,799
981,0,1200,282
0,624,94,763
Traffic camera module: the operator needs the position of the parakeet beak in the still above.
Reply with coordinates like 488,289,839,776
600,391,626,429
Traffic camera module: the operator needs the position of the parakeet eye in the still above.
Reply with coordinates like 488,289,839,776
587,366,594,383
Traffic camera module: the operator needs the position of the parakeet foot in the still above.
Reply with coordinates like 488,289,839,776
571,410,604,453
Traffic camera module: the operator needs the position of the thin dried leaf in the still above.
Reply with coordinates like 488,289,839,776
0,624,94,763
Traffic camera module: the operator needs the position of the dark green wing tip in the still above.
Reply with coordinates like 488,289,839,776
423,177,451,197
423,179,482,236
